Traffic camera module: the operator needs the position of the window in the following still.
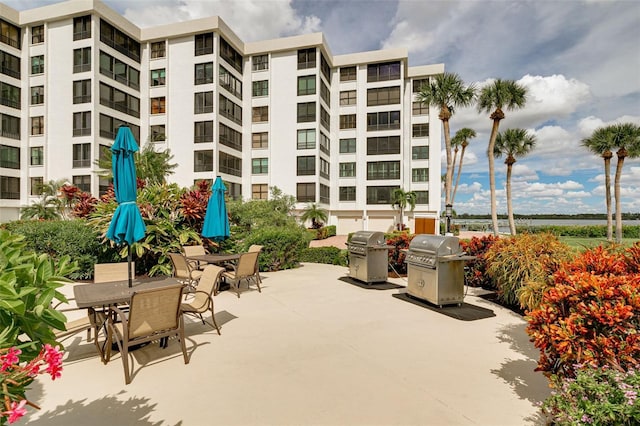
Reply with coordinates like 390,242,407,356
339,162,356,178
73,15,91,40
415,190,429,204
73,111,91,136
367,61,401,82
73,80,91,103
252,158,268,174
99,51,140,90
412,146,429,160
340,114,356,129
1,113,20,139
32,25,44,44
0,176,19,199
412,101,428,115
320,81,330,105
219,151,242,176
100,82,140,118
195,32,214,56
298,75,316,96
296,183,315,202
413,123,429,138
366,185,399,204
339,186,356,201
226,181,242,199
100,20,140,62
297,102,316,123
73,143,91,168
252,54,268,71
73,47,91,73
367,161,400,180
30,147,43,166
367,111,400,131
194,121,213,143
319,183,330,204
413,78,429,93
0,82,20,109
367,136,400,155
319,132,330,155
31,86,44,105
150,125,166,142
98,144,110,163
219,123,242,151
99,176,110,196
31,55,44,75
412,168,429,182
219,66,242,99
0,145,19,169
31,116,44,136
151,69,166,86
320,107,330,131
219,95,242,124
340,66,356,82
297,156,315,176
72,175,91,192
30,177,43,195
194,150,213,172
252,132,268,149
339,138,356,153
151,97,165,114
99,113,140,141
367,86,400,106
0,51,20,79
340,90,356,106
320,54,331,82
0,19,21,49
252,80,268,97
220,37,243,74
252,184,268,200
252,106,268,123
298,48,316,70
194,91,213,114
297,129,316,150
194,62,213,85
150,41,165,58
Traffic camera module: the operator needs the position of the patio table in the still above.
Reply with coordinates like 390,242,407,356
73,276,182,309
185,253,241,265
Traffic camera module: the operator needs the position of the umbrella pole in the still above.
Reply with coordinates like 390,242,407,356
127,242,132,288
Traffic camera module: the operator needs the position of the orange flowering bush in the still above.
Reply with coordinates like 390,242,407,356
459,235,501,288
526,243,640,378
386,232,414,275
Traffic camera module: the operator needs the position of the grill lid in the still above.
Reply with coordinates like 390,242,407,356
349,231,386,247
408,235,462,256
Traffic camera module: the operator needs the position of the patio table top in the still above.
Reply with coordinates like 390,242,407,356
73,276,181,308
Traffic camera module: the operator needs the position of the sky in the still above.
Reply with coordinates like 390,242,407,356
7,0,640,215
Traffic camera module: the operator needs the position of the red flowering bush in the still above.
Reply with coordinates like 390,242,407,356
70,192,98,218
180,180,211,227
526,243,640,379
386,232,414,275
459,235,501,288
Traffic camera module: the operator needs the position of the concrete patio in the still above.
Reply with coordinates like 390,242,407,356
26,263,549,426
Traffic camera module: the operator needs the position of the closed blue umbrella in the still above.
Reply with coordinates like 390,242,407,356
106,125,146,287
202,176,230,242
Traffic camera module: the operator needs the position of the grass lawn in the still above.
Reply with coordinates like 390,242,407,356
559,236,637,250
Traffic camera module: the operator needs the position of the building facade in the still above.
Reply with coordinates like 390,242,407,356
0,0,443,234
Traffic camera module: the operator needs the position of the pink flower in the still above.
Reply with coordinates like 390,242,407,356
6,400,27,424
42,344,63,380
1,347,21,371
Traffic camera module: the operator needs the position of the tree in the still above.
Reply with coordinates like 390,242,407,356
477,79,528,235
494,128,537,235
20,179,67,220
95,142,177,185
611,123,640,242
391,188,417,230
451,127,477,205
416,73,476,210
300,203,328,229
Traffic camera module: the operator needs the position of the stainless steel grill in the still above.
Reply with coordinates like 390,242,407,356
405,235,475,307
348,231,392,284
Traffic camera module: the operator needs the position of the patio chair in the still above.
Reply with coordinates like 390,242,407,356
181,265,225,335
168,252,203,289
222,251,261,298
182,245,209,270
94,262,135,283
104,284,189,384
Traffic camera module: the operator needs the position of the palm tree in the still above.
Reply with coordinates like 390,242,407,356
300,203,328,229
450,127,477,205
477,79,528,235
95,142,177,185
391,188,417,231
416,73,476,210
494,128,536,235
610,123,640,242
20,179,67,220
581,126,617,241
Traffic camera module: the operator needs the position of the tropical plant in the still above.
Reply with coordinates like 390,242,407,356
494,128,537,235
300,203,328,229
391,188,417,230
19,179,67,221
459,234,501,288
477,79,528,235
450,127,476,205
386,232,414,275
416,73,476,209
95,142,177,185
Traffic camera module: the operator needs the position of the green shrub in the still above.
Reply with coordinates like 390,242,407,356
239,226,311,271
385,232,414,275
517,224,640,239
324,225,336,237
299,247,348,266
459,235,501,288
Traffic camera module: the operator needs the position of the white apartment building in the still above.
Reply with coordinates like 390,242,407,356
0,0,443,235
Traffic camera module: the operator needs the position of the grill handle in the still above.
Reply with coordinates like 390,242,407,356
437,254,477,262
